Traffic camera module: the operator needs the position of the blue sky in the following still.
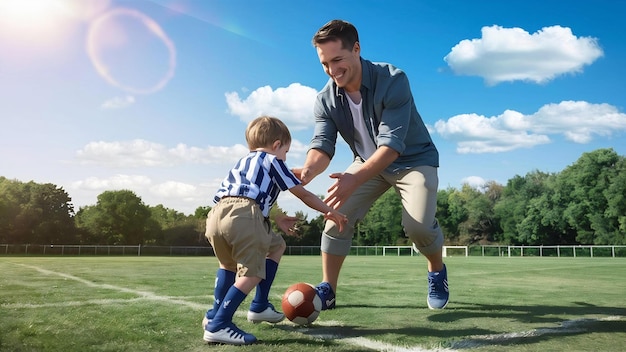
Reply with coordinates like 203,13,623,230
1,0,625,218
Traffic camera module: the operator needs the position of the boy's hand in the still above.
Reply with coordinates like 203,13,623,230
275,213,300,235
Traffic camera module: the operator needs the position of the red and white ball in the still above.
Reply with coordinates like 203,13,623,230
281,282,322,325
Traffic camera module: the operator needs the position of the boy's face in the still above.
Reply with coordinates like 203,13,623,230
316,39,361,92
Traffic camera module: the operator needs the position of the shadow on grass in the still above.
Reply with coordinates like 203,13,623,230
427,301,626,348
273,302,625,350
451,319,626,349
429,300,626,324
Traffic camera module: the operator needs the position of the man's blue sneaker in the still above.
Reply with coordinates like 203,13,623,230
315,282,336,310
427,264,449,309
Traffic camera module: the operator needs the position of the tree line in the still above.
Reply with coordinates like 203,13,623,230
1,148,624,247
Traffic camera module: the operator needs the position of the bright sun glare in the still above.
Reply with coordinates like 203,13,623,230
0,0,69,28
0,0,108,39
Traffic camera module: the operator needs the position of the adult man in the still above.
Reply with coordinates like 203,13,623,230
294,19,449,310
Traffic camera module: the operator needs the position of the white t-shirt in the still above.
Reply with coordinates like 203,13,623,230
347,94,377,159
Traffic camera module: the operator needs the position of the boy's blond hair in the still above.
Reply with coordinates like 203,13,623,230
245,116,292,149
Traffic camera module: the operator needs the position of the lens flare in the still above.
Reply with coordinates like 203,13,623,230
86,8,176,95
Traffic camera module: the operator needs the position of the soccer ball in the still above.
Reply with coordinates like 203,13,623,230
281,282,322,325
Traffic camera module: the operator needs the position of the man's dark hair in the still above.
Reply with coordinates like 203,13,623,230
312,19,359,50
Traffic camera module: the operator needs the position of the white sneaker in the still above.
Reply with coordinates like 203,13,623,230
203,324,256,345
247,304,285,323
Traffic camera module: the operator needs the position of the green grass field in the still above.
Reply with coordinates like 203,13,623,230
1,255,625,351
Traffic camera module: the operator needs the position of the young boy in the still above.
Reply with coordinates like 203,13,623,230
202,116,348,345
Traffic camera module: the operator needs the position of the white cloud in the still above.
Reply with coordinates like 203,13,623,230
444,25,604,85
146,180,215,209
168,143,249,164
101,95,135,109
225,83,317,130
69,175,214,212
529,101,626,143
462,176,487,188
76,140,170,167
433,101,626,153
76,140,247,167
434,112,551,153
149,181,197,199
71,174,152,190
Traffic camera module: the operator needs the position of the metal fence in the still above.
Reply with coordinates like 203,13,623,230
0,244,214,256
1,244,625,257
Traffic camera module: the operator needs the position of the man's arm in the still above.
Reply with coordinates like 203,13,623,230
292,148,331,186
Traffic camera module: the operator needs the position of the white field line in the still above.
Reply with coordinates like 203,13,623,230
3,297,152,309
450,316,624,349
343,337,450,352
321,336,450,352
13,264,207,311
292,321,452,352
9,264,623,352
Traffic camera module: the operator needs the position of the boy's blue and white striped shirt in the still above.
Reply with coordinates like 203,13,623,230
213,151,301,217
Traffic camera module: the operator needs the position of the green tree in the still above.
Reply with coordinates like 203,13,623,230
74,204,101,244
603,156,626,244
494,171,553,244
460,181,502,244
191,205,212,245
150,204,188,228
0,177,24,243
283,211,323,246
0,178,76,244
194,205,211,219
455,184,490,245
28,183,77,244
556,148,621,244
439,187,469,243
75,190,151,245
528,174,577,245
148,204,206,246
356,189,404,245
436,187,459,242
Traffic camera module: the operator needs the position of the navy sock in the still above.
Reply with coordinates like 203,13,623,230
210,286,247,330
250,259,279,312
206,268,235,319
